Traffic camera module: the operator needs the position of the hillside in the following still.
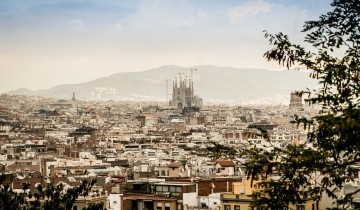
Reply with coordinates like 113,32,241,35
6,65,317,104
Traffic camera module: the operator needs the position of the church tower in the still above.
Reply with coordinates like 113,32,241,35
72,92,76,102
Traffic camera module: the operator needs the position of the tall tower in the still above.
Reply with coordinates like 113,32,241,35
72,92,76,102
289,91,303,109
190,68,196,102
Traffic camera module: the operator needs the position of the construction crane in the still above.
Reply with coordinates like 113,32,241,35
190,68,197,82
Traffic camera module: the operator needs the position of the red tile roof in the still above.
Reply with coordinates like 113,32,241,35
216,160,235,167
168,162,183,168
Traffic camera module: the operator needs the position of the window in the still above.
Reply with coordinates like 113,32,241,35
156,186,162,191
235,205,240,210
156,185,169,192
297,205,305,210
176,186,182,192
157,202,162,210
239,187,245,194
224,205,231,210
165,202,170,210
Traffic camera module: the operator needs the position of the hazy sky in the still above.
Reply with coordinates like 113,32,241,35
0,0,331,92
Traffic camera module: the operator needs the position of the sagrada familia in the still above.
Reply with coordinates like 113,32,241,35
169,74,203,109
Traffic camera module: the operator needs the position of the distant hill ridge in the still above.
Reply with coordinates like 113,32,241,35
6,65,317,104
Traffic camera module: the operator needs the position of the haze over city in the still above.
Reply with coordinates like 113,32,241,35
0,0,331,93
2,0,360,209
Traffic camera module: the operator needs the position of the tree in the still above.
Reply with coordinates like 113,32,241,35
0,175,105,210
206,141,237,161
243,0,360,209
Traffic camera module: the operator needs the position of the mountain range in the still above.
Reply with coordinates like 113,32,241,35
6,65,318,104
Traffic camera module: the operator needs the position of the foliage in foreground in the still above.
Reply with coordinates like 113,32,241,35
247,0,360,209
239,0,360,209
0,175,105,210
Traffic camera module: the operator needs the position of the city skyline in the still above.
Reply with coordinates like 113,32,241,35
0,0,331,92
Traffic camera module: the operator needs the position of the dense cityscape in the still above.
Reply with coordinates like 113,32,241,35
1,84,338,210
1,0,359,210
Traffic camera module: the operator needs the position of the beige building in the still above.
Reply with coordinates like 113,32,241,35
214,160,235,176
221,179,322,210
168,162,187,178
73,195,107,210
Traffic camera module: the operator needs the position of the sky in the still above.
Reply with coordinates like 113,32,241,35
0,0,332,92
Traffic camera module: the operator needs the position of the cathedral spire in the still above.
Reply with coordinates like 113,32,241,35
72,92,76,101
